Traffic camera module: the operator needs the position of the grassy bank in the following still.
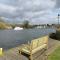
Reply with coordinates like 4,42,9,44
48,46,60,60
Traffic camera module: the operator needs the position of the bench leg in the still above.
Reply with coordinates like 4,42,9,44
44,48,48,60
29,55,33,60
19,50,21,54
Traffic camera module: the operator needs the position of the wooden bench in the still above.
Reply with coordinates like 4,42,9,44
19,36,48,60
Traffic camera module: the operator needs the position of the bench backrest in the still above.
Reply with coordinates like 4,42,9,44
30,36,48,49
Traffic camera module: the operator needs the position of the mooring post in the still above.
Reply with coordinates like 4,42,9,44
0,48,3,56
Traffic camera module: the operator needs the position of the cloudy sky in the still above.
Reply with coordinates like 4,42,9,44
0,0,60,24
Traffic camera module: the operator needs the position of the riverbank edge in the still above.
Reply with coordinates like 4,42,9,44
2,38,60,55
0,38,60,60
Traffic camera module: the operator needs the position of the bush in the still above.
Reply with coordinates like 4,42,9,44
49,33,56,39
55,30,60,40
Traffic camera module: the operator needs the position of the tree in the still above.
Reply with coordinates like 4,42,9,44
23,20,29,28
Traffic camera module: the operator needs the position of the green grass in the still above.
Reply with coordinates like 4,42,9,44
48,46,60,60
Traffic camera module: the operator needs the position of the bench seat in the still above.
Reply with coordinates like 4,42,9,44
21,44,47,55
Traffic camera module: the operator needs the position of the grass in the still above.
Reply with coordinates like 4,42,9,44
48,46,60,60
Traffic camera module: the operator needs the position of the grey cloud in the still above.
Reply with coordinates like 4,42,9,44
55,0,60,8
14,0,56,18
0,0,57,24
17,0,55,12
0,0,18,6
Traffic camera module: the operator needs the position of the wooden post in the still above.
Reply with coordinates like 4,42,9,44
0,48,3,56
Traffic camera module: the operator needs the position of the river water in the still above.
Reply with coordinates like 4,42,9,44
0,28,56,50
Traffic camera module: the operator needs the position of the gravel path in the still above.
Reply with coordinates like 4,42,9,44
0,38,60,60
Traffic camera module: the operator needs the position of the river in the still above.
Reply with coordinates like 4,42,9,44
0,28,56,50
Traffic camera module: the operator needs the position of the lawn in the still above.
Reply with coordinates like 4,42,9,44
48,46,60,60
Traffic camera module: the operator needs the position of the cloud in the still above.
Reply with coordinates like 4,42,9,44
17,0,55,12
0,0,59,24
55,0,60,8
0,0,17,6
0,3,17,18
